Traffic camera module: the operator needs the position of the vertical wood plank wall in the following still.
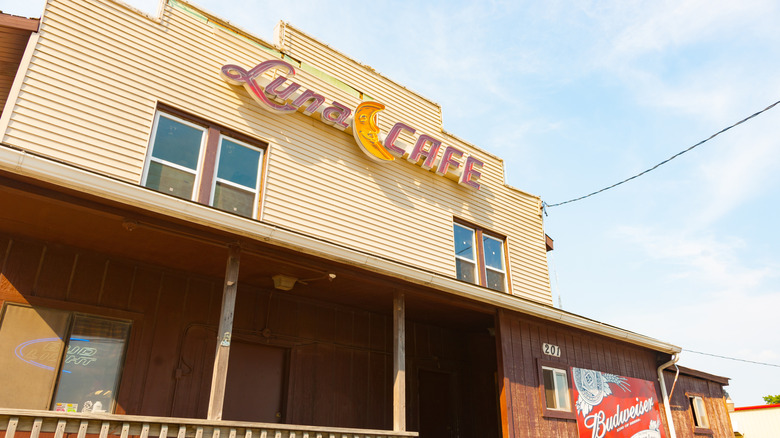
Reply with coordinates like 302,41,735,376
497,309,734,438
497,308,667,437
663,371,733,438
0,233,498,434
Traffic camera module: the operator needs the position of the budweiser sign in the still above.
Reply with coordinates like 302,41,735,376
572,367,667,438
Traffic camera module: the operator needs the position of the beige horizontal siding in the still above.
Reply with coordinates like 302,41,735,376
278,24,444,138
2,0,552,304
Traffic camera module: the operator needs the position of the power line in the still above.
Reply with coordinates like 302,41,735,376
683,349,780,368
543,99,780,211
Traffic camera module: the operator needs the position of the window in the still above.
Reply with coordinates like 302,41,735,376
0,304,131,413
453,222,507,292
142,111,265,219
537,362,575,420
144,112,206,200
543,366,571,411
689,395,710,430
211,136,263,218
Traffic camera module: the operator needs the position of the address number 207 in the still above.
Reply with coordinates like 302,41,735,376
543,343,561,357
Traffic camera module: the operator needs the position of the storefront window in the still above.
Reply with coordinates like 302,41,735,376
51,315,131,413
0,304,131,413
0,305,69,409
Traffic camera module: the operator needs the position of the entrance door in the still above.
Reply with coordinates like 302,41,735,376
418,369,458,438
223,340,288,423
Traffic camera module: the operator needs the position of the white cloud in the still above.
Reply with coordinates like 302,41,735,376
616,226,774,293
601,226,780,405
693,122,780,224
609,0,766,55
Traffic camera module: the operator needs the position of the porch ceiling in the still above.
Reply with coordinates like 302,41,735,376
0,172,495,331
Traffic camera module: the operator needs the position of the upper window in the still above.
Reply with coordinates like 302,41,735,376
0,304,131,413
142,111,265,219
453,222,507,292
144,113,206,199
211,136,263,218
689,395,710,430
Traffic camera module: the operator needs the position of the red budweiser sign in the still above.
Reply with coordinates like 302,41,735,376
572,367,666,438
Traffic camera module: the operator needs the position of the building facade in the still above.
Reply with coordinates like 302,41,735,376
730,403,780,437
0,1,734,437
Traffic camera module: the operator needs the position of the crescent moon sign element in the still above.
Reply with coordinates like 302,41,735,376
353,101,394,162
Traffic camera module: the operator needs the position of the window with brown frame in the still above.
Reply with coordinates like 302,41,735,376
689,394,712,434
453,221,508,292
141,110,267,219
537,360,575,420
0,303,131,413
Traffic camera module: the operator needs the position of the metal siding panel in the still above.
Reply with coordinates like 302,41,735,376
5,0,553,303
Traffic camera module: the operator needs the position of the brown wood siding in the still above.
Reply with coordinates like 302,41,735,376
0,231,499,434
663,370,734,438
496,308,673,437
0,16,37,118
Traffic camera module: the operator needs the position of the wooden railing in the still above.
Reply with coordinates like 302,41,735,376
0,409,418,438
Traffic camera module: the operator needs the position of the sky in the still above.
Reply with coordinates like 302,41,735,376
3,0,780,408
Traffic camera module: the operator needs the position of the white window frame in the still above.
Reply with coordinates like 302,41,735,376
482,233,507,292
542,366,571,411
453,221,508,292
209,135,265,219
141,110,266,219
141,112,207,200
690,395,710,429
453,222,478,282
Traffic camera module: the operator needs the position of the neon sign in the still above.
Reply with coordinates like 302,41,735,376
221,60,485,190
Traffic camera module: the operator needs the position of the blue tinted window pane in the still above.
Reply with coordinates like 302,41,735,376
454,224,475,261
483,236,504,270
217,138,261,189
151,116,204,170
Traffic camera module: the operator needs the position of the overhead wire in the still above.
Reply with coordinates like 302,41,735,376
683,349,780,368
543,99,780,212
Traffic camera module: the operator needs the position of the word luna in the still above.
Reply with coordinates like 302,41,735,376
221,60,484,190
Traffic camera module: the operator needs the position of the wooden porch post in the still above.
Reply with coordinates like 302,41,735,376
207,244,241,420
393,291,406,431
495,309,512,438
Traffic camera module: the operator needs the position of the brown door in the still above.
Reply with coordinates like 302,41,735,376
418,369,458,438
223,340,288,423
